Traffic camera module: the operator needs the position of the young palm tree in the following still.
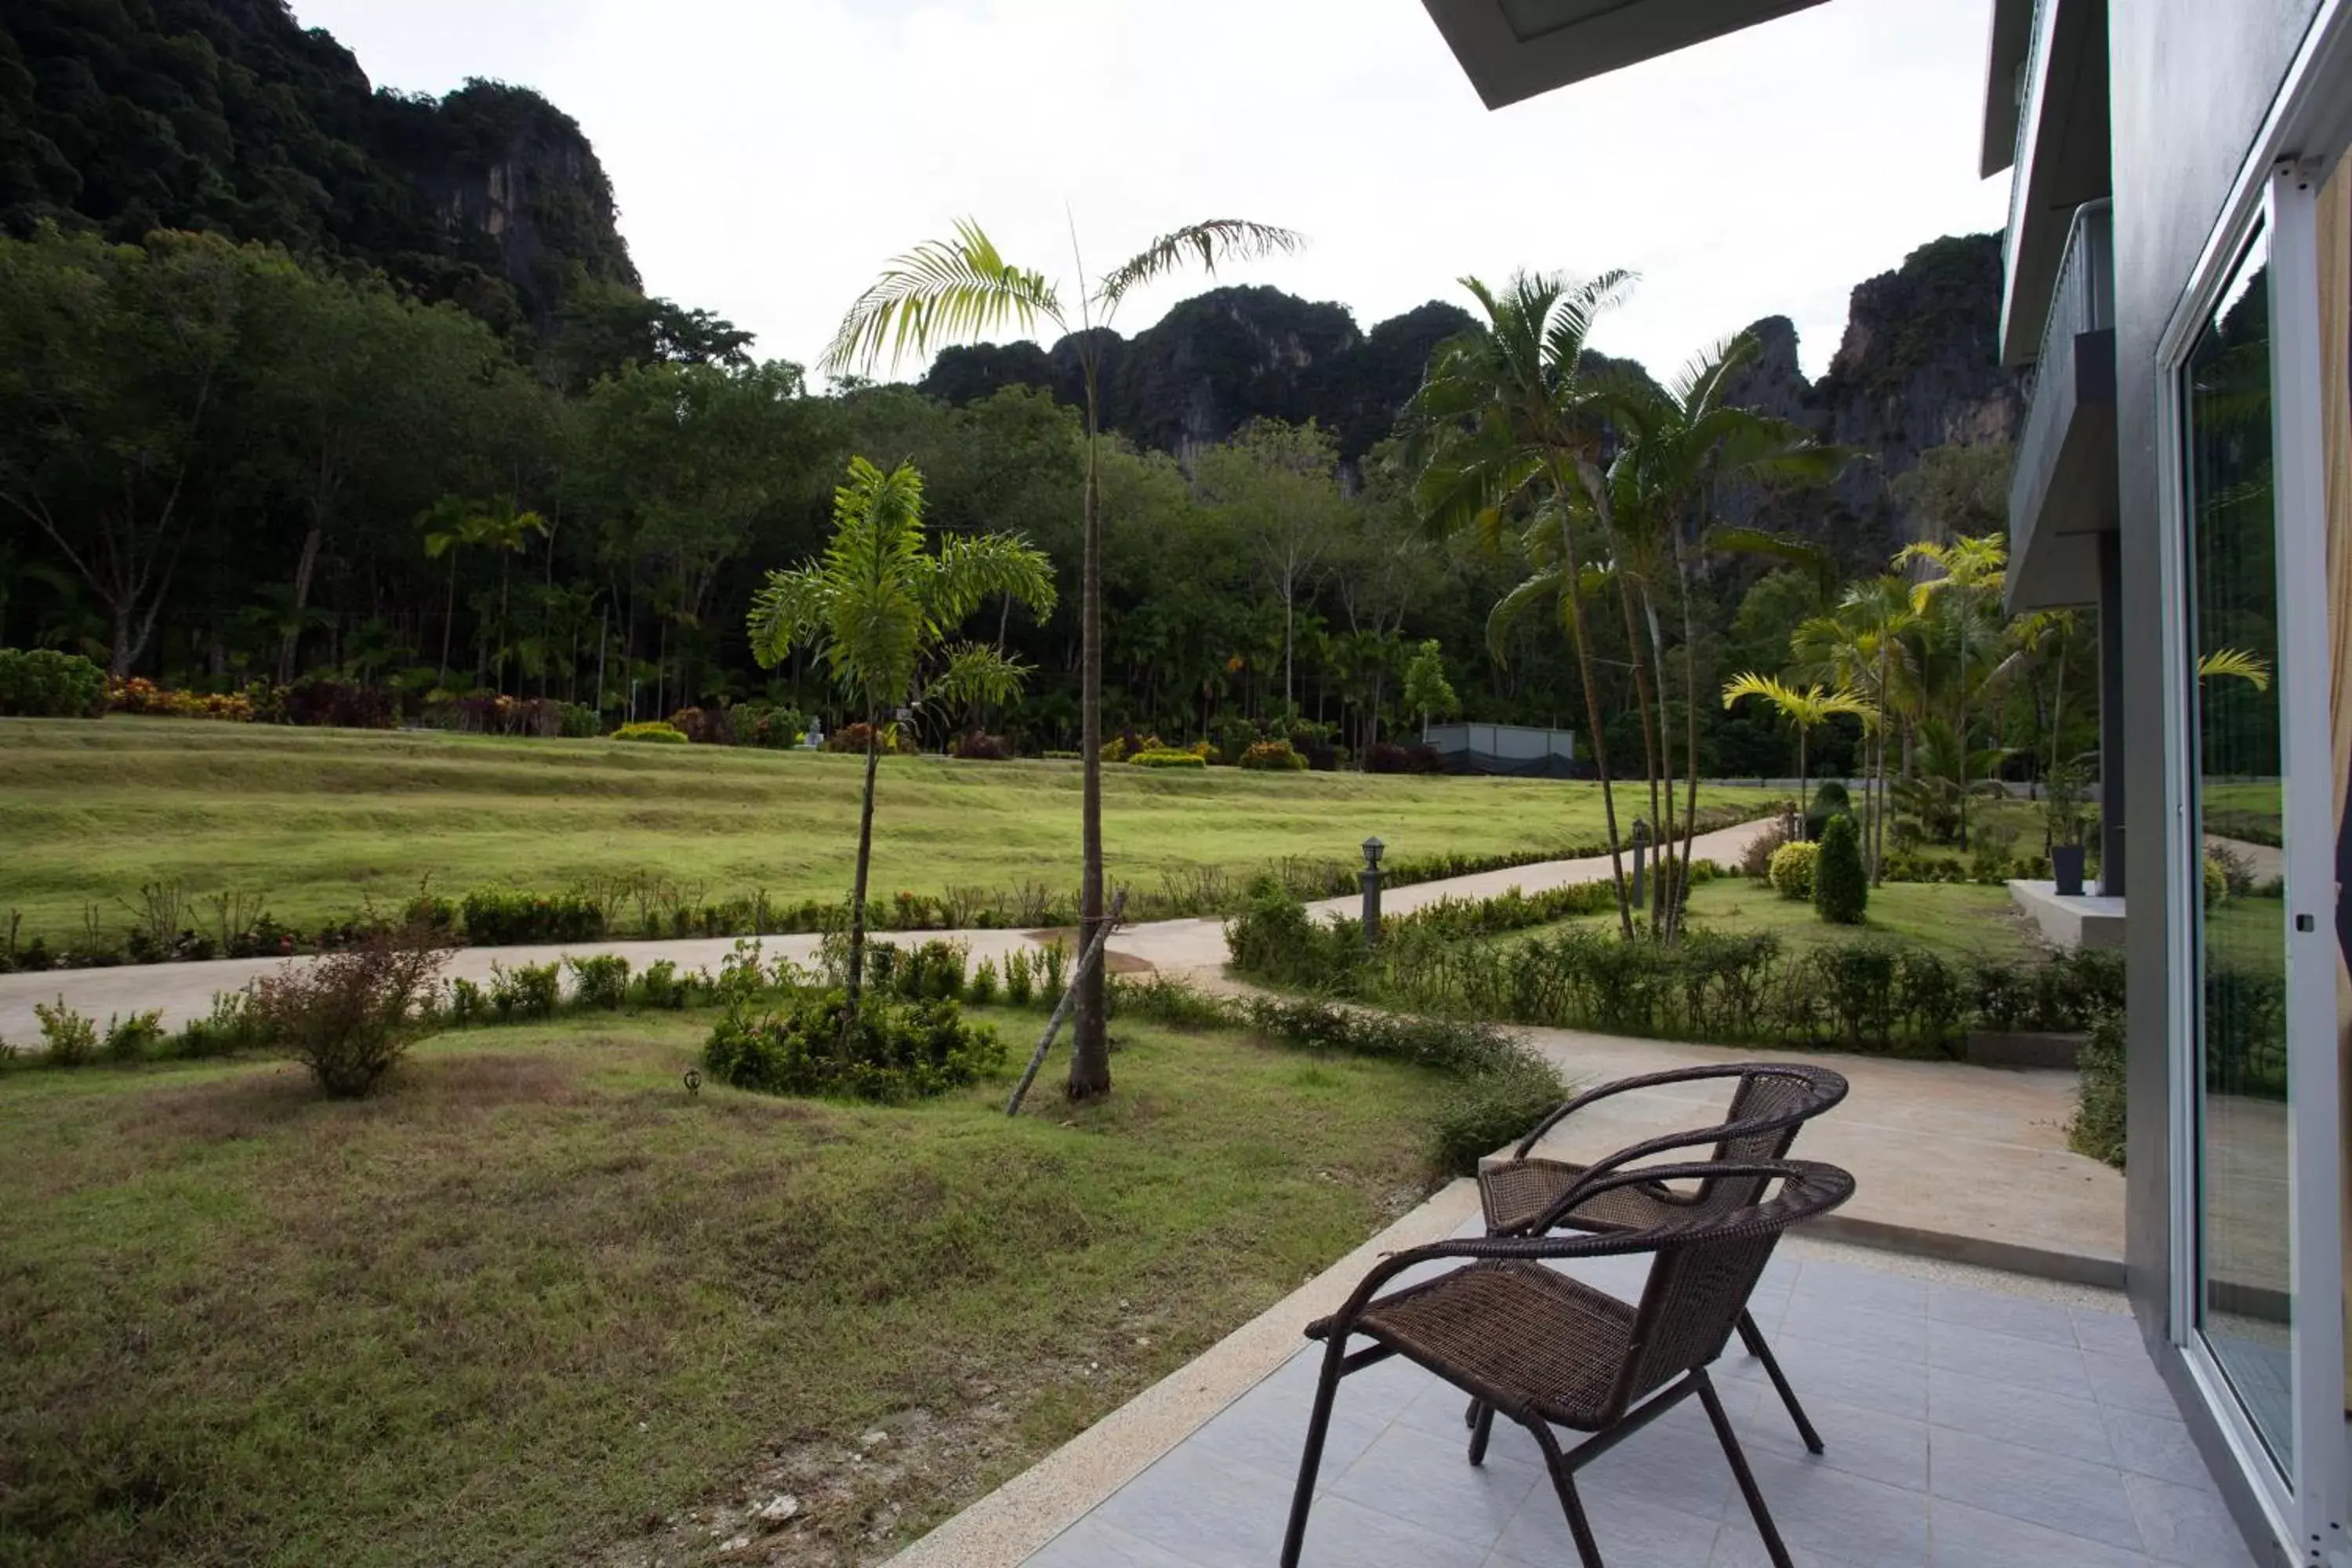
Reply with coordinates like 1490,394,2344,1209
1406,270,1641,936
1602,333,1851,931
1720,672,1875,823
1896,533,2007,848
421,495,547,693
1792,577,1918,881
747,457,1054,1025
823,215,1299,1098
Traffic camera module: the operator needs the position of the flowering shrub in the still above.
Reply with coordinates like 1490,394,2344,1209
667,706,735,745
278,678,397,730
612,720,688,744
824,722,906,754
0,648,107,717
107,677,256,721
948,730,1014,760
1239,739,1308,771
428,692,596,737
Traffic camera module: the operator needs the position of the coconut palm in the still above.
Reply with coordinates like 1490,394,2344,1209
1406,269,1642,936
747,457,1055,1025
1720,673,1875,822
1602,333,1852,929
823,215,1299,1098
1896,532,2008,848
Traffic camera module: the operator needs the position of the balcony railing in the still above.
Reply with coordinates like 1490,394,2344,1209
2038,198,2114,368
2002,0,2060,344
2009,198,2117,608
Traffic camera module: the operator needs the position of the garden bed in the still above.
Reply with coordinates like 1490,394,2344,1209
0,1006,1450,1566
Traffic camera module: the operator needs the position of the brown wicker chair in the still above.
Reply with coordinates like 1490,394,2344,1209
1280,1160,1856,1568
1479,1062,1848,1452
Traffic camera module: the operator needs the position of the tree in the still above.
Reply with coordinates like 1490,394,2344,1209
1403,640,1458,733
1791,576,1918,881
421,496,549,692
1720,673,1874,816
1896,532,2008,848
1194,419,1347,716
1406,270,1642,936
746,458,1054,1025
823,214,1300,1099
1813,811,1868,924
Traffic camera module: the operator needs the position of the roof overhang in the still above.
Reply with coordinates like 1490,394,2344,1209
1421,0,1832,109
1978,0,2036,176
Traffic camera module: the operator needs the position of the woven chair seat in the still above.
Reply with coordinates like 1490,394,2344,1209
1480,1157,1688,1236
1309,1261,1635,1430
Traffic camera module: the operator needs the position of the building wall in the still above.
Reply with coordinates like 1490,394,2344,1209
2108,0,2322,1547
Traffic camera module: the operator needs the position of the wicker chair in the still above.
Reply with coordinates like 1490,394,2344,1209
1479,1062,1848,1452
1280,1160,1856,1568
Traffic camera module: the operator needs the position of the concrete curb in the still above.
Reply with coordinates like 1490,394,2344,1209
879,1178,1483,1568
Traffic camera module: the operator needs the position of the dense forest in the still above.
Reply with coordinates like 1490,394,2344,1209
0,0,2085,783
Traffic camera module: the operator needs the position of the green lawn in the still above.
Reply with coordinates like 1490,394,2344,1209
0,1007,1444,1566
0,718,1769,947
1531,874,2045,964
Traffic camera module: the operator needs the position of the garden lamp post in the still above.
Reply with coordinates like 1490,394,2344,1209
1632,818,1650,911
1359,836,1385,949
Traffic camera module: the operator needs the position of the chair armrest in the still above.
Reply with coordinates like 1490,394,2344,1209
1511,1062,1793,1160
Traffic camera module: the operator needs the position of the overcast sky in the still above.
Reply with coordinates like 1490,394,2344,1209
292,0,2011,385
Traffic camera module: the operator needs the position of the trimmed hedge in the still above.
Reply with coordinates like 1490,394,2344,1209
612,720,688,744
0,648,106,717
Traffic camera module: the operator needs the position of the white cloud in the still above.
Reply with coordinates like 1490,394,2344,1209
296,0,2011,382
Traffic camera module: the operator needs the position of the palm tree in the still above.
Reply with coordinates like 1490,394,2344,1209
1602,333,1851,930
1720,673,1875,823
1406,270,1641,936
1896,533,2007,848
823,215,1298,1098
421,495,547,692
1792,577,1918,881
748,457,1054,1025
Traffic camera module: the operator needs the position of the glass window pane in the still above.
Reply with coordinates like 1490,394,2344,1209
2184,223,2292,1469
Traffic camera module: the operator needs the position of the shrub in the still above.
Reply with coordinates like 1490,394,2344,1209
735,702,805,749
826,722,904,754
108,677,255,722
0,648,107,717
1811,942,1900,1051
281,678,397,730
445,976,489,1026
702,993,1005,1102
1040,940,1070,1004
1366,741,1445,774
871,938,967,1002
1804,780,1851,840
1130,748,1207,768
2201,854,2228,909
1002,947,1036,1007
34,997,98,1065
459,887,606,946
167,989,259,1059
1239,739,1308,771
1225,877,1363,988
613,720,688,744
1429,1048,1570,1177
1813,814,1867,924
488,960,561,1019
1894,949,1966,1048
565,954,631,1009
948,730,1014,760
2070,1011,2128,1167
1740,820,1791,882
663,706,732,745
1766,841,1818,901
103,1008,165,1062
630,960,697,1010
247,932,448,1098
964,956,1000,1005
1108,972,1239,1030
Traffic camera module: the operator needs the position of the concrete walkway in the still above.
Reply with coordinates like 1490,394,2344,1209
0,821,1776,1043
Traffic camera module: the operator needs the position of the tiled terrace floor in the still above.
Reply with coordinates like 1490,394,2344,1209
1021,1241,2252,1568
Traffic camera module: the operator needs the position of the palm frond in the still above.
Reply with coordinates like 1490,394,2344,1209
822,218,1065,377
1092,219,1303,312
2198,647,2272,691
925,641,1035,710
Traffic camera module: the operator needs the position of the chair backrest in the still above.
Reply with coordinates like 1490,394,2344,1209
1693,1065,1848,1213
1602,1160,1856,1419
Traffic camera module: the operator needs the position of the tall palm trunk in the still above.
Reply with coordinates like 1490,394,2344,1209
1637,589,1679,932
440,554,459,683
1069,388,1111,1100
842,703,882,1032
1563,459,1634,938
1610,577,1664,929
1671,532,1704,941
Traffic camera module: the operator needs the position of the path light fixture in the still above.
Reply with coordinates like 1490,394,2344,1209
1360,837,1385,949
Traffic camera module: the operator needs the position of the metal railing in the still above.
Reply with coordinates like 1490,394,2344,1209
2002,0,2061,305
2034,198,2114,377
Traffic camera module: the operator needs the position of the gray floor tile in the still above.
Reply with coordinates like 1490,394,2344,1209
1789,1258,1929,1316
1927,1283,2083,1347
1708,1523,1875,1568
1926,1364,2114,1465
1090,1443,1289,1568
1719,1333,1929,1420
2098,1407,2217,1490
1926,1318,2092,1397
1732,1391,1929,1492
1190,1362,1396,1483
2081,1345,2183,1417
1292,1490,1494,1568
1926,1495,2154,1567
1328,1421,1543,1546
1926,1425,2144,1552
1780,1294,1932,1362
1737,1449,1933,1563
2122,1472,2263,1568
1026,1516,1208,1568
1492,1485,1721,1567
1576,1419,1741,1525
2071,1305,2149,1357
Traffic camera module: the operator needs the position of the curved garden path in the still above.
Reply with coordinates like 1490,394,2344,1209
0,820,1775,1042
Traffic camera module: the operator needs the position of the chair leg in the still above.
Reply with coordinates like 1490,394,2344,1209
1467,1400,1496,1466
1737,1309,1824,1455
1697,1370,1793,1568
1530,1421,1606,1568
1279,1341,1348,1568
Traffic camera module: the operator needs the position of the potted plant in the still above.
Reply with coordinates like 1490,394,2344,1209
2045,757,2089,896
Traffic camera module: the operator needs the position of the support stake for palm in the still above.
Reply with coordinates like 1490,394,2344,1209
822,214,1300,1098
746,458,1054,1029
